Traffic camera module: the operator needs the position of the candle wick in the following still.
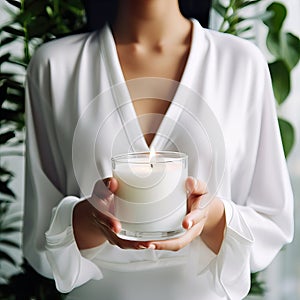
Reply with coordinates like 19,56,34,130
150,163,153,168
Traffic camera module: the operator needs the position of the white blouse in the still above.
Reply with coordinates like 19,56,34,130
23,19,293,300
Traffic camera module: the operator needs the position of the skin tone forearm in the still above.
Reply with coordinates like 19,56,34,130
201,198,226,254
73,200,107,250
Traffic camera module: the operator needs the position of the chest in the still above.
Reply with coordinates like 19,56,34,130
116,43,190,146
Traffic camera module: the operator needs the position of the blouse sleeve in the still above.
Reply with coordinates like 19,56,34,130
23,49,102,293
195,59,294,299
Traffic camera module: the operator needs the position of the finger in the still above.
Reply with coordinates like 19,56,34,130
146,221,205,251
113,237,144,250
92,209,122,233
93,177,119,198
185,177,207,197
107,177,118,193
182,206,208,230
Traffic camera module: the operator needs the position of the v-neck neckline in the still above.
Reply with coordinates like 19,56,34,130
99,19,202,152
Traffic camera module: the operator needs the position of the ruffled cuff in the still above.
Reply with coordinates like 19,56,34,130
195,198,254,300
45,196,103,293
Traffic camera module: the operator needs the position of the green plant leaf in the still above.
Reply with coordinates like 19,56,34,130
0,72,19,79
46,6,54,17
266,31,281,58
5,78,23,91
249,272,266,295
0,198,14,205
0,53,11,65
0,249,16,266
268,60,290,104
0,107,24,123
6,92,24,107
0,36,17,47
236,25,253,35
212,0,227,16
27,17,56,39
7,57,28,68
5,0,22,9
60,2,85,16
0,131,15,144
0,167,14,177
0,226,21,234
278,118,295,157
282,32,300,70
0,83,8,107
263,2,287,33
240,0,262,8
0,238,20,249
267,32,300,70
2,25,24,37
0,181,15,198
2,212,23,225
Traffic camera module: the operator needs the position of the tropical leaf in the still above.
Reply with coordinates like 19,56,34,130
212,0,227,16
0,131,15,144
0,238,20,249
0,53,11,65
263,2,287,33
0,226,21,234
240,0,262,8
2,25,24,37
266,31,281,58
5,0,22,9
2,212,23,226
282,33,300,70
268,60,290,104
0,249,16,266
0,167,14,177
0,36,17,46
250,272,266,295
267,32,300,71
4,79,23,91
0,181,15,198
278,118,295,157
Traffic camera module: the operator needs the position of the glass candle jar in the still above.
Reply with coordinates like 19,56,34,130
111,151,188,241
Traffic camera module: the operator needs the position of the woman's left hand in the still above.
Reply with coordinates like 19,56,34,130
140,177,225,253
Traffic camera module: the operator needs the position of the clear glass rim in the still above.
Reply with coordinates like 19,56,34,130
111,151,188,164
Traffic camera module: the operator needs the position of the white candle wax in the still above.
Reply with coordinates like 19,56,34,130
112,152,188,240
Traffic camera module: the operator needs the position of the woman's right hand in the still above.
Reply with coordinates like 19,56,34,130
73,178,144,250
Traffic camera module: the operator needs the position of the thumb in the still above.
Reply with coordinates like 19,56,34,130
104,177,118,193
185,177,207,196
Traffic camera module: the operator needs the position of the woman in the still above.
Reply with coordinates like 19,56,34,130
23,0,294,299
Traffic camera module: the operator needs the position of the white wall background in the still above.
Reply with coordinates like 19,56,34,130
1,0,300,298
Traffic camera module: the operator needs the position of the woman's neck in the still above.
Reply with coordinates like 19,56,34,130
112,0,190,47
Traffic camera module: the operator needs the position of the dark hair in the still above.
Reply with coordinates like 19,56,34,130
83,0,212,31
82,0,118,31
179,0,212,28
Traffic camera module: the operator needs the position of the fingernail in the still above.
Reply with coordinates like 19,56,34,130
148,244,156,250
193,177,198,188
138,245,147,249
186,177,195,195
187,220,193,230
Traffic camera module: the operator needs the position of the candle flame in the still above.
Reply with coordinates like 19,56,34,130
149,147,156,161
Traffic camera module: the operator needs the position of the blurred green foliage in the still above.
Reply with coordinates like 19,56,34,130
213,0,299,159
0,0,85,299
